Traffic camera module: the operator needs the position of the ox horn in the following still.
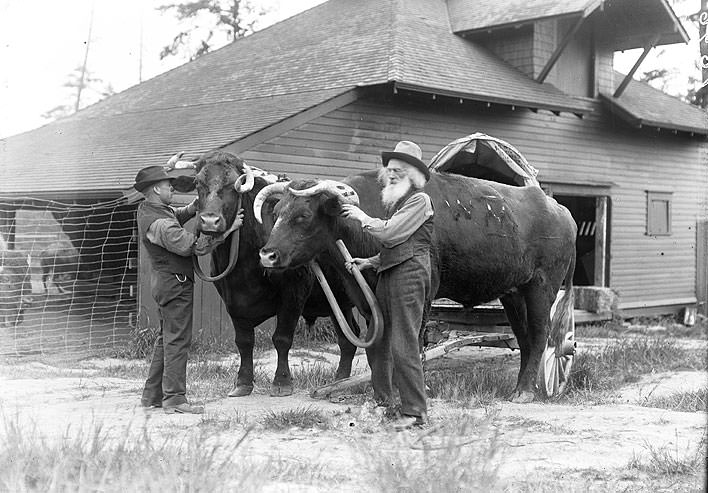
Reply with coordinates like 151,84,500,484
253,181,290,224
234,164,255,193
289,180,359,205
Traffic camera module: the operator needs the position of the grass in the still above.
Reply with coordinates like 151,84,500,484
566,336,707,396
628,432,707,478
640,388,708,413
425,360,517,406
260,406,331,431
0,415,264,492
360,415,502,492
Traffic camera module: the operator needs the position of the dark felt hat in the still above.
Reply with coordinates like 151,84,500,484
381,141,430,181
133,166,191,192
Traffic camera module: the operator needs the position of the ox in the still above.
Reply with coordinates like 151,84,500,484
39,241,79,294
256,171,576,403
0,250,32,328
172,150,361,397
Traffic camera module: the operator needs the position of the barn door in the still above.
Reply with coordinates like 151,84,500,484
552,194,609,287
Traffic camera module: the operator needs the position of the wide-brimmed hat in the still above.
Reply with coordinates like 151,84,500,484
381,141,430,181
133,166,192,193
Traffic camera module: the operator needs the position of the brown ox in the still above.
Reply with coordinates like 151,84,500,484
256,171,576,403
171,150,361,397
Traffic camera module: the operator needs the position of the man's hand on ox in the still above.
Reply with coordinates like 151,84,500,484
346,257,373,274
186,197,199,217
223,208,245,237
341,204,370,223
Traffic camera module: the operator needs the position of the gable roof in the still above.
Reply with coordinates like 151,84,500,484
0,0,696,195
1,0,595,195
447,0,688,49
600,74,708,135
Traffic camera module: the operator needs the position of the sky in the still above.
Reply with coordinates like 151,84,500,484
0,0,703,140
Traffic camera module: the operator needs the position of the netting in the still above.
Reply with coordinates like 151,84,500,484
0,196,138,357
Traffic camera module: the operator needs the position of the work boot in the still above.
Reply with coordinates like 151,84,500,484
391,414,425,431
163,402,205,414
140,398,162,410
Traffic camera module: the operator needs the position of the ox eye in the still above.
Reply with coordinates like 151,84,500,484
294,215,309,224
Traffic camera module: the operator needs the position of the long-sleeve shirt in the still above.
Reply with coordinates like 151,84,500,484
147,203,222,256
359,192,434,269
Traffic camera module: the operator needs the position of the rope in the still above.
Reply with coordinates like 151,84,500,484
192,195,242,283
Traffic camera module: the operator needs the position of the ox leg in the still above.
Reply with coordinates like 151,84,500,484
511,281,555,403
330,311,360,381
500,292,529,381
270,311,299,397
229,322,256,397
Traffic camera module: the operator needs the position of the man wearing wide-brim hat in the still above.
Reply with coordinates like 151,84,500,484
341,140,434,430
134,156,243,414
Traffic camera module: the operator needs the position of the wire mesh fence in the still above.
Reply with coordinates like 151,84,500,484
0,196,138,357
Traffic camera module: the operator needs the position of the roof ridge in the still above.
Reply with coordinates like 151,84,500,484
388,0,403,82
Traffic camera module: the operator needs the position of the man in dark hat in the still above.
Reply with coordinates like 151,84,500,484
134,161,243,414
341,140,434,430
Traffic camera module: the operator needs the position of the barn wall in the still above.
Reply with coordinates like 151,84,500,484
239,95,707,311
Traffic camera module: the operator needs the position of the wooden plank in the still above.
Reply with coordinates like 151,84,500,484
697,220,708,316
594,196,608,286
311,332,516,399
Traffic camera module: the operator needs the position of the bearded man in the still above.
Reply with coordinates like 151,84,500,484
341,140,434,430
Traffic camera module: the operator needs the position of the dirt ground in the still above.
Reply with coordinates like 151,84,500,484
1,341,706,492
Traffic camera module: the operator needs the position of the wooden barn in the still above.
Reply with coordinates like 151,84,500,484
1,0,706,346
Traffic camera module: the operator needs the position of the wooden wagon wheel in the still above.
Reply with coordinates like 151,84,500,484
539,292,576,397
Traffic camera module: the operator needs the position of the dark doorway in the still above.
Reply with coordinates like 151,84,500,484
555,195,596,286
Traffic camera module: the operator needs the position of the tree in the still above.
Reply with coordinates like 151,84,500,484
42,67,115,120
157,0,267,61
637,0,707,108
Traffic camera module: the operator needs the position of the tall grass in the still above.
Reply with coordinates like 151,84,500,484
628,432,707,478
640,388,708,413
360,416,503,492
568,337,707,395
0,415,263,492
426,362,517,406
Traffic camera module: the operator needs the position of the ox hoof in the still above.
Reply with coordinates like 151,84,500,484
227,385,254,397
270,383,294,397
509,390,536,404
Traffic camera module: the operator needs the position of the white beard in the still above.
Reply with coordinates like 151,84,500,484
381,177,413,209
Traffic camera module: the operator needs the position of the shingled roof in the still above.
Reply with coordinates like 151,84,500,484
601,74,708,135
0,0,701,195
448,0,599,33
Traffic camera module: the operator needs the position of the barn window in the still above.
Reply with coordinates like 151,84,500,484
646,191,672,236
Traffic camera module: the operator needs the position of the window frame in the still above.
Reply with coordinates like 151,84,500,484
646,191,673,236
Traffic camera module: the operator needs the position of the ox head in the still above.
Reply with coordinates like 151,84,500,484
256,179,359,269
171,150,257,235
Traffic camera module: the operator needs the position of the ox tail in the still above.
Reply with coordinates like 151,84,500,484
549,254,575,347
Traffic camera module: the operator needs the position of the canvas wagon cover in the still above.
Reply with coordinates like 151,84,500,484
428,133,539,187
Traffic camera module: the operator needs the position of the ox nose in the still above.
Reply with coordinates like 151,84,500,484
259,248,280,268
199,213,222,232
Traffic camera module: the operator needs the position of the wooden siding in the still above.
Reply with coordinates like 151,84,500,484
478,27,535,78
550,19,593,97
239,96,707,311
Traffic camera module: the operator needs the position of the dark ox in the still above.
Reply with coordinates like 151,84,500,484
0,250,32,328
258,171,577,403
173,150,360,397
39,241,79,293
